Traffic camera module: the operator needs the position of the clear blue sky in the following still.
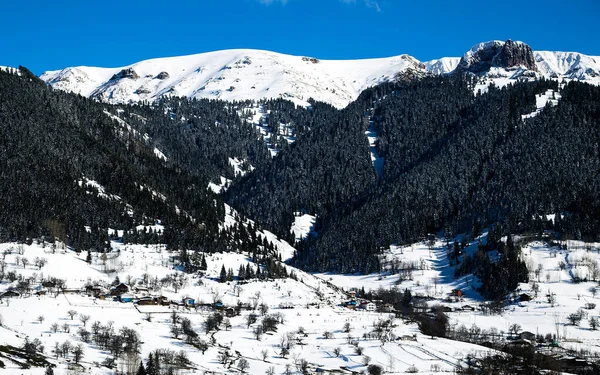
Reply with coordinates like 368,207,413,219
2,0,599,75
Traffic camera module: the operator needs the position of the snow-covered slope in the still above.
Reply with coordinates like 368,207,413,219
40,49,455,109
41,41,600,108
39,42,600,109
535,50,600,80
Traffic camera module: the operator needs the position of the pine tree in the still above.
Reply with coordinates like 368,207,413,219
137,362,147,375
238,264,246,280
146,353,157,375
219,265,227,283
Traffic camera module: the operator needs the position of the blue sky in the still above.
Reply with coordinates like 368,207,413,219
1,0,599,75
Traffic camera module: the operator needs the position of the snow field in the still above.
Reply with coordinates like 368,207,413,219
0,240,500,375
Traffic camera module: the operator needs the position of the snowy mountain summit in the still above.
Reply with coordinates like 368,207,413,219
41,49,441,109
40,40,600,108
456,39,537,73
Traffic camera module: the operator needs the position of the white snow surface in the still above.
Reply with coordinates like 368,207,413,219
41,45,600,109
522,89,561,120
2,235,599,374
0,240,497,375
290,213,316,241
365,120,384,179
0,66,20,75
40,49,456,109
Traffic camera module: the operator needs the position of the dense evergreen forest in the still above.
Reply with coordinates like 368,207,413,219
229,76,600,275
2,66,600,300
0,67,271,259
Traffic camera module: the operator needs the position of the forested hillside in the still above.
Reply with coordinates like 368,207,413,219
229,76,600,273
0,68,270,254
3,66,600,278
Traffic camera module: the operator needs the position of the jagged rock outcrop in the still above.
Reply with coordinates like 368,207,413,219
456,40,537,74
155,71,170,80
494,39,537,71
110,68,139,80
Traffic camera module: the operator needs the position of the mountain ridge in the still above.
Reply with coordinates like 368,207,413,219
39,41,600,108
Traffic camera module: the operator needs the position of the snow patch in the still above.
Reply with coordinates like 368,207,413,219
521,89,561,120
291,213,317,241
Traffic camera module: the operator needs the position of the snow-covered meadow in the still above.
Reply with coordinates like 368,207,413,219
1,230,599,374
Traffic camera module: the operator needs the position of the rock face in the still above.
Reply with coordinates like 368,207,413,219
110,68,139,81
456,40,537,74
155,71,170,80
494,40,537,71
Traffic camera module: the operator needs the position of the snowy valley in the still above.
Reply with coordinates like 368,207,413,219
1,38,600,375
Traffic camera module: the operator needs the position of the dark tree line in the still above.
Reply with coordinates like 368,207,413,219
0,68,272,257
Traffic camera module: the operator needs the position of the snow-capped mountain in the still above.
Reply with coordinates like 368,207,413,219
41,50,444,109
455,40,600,86
40,41,600,108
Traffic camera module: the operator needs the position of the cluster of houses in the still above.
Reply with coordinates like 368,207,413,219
87,283,198,308
341,291,392,312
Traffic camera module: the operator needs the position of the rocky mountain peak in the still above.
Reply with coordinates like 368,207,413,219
456,39,537,74
494,39,537,71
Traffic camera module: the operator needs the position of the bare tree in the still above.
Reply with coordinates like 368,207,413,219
61,341,72,358
37,315,45,324
259,303,269,316
34,257,48,270
508,323,522,338
238,358,250,373
79,314,90,327
343,322,351,333
261,349,269,361
246,313,258,328
253,326,264,341
67,310,77,320
72,343,84,364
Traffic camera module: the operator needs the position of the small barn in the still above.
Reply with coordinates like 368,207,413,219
137,297,156,306
0,290,21,299
109,283,129,297
519,293,532,302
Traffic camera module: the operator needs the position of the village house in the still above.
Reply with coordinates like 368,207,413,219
519,293,532,302
358,301,376,311
137,297,156,306
109,283,129,297
379,303,395,313
0,290,21,299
